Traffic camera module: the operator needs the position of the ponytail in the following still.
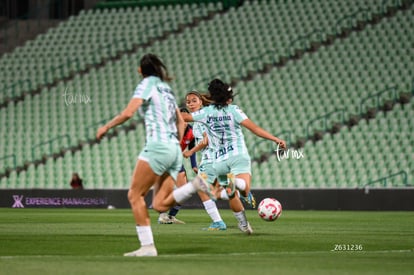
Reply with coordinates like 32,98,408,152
139,53,173,82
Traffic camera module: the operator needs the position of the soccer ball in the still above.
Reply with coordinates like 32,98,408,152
258,198,282,221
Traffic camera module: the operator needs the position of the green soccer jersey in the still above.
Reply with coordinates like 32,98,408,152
192,115,214,163
132,76,179,144
192,104,249,161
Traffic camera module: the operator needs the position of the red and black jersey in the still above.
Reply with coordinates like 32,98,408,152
180,125,197,169
180,125,195,151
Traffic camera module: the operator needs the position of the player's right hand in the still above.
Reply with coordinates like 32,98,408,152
183,151,192,158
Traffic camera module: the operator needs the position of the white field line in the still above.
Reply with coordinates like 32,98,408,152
0,249,413,259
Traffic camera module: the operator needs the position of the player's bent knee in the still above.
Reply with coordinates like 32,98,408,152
151,200,169,213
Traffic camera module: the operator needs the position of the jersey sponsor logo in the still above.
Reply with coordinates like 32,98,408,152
206,115,232,123
215,145,234,159
157,86,174,96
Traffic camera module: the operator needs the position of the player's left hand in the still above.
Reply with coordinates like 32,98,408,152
96,126,109,140
276,139,287,150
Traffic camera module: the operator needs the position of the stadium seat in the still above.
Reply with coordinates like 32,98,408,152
1,0,412,189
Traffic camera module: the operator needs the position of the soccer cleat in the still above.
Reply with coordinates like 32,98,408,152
207,220,227,231
158,213,173,224
225,173,236,198
124,245,158,257
241,192,257,208
191,175,216,201
169,216,185,224
238,222,253,235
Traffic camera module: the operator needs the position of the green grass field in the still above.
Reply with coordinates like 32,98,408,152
0,208,413,275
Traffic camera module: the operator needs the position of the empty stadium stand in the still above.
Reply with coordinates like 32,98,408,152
0,0,412,189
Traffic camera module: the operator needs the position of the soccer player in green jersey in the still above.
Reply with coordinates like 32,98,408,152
96,54,213,256
182,79,286,234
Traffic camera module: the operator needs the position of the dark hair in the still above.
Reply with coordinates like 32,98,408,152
139,53,172,82
207,79,234,109
180,107,189,113
185,90,212,106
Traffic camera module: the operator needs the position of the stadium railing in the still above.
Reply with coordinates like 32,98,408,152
31,134,71,161
359,86,399,116
363,170,409,189
1,0,412,189
94,0,239,10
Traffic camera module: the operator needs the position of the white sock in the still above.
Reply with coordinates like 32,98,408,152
220,189,229,200
220,189,240,200
203,199,222,222
136,225,154,246
173,182,196,204
235,178,246,191
233,211,248,227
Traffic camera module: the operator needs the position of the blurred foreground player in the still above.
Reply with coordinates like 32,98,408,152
96,53,214,256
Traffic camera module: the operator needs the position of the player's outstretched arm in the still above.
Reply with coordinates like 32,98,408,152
184,134,208,158
176,108,186,143
181,112,194,122
96,98,143,140
241,118,286,149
